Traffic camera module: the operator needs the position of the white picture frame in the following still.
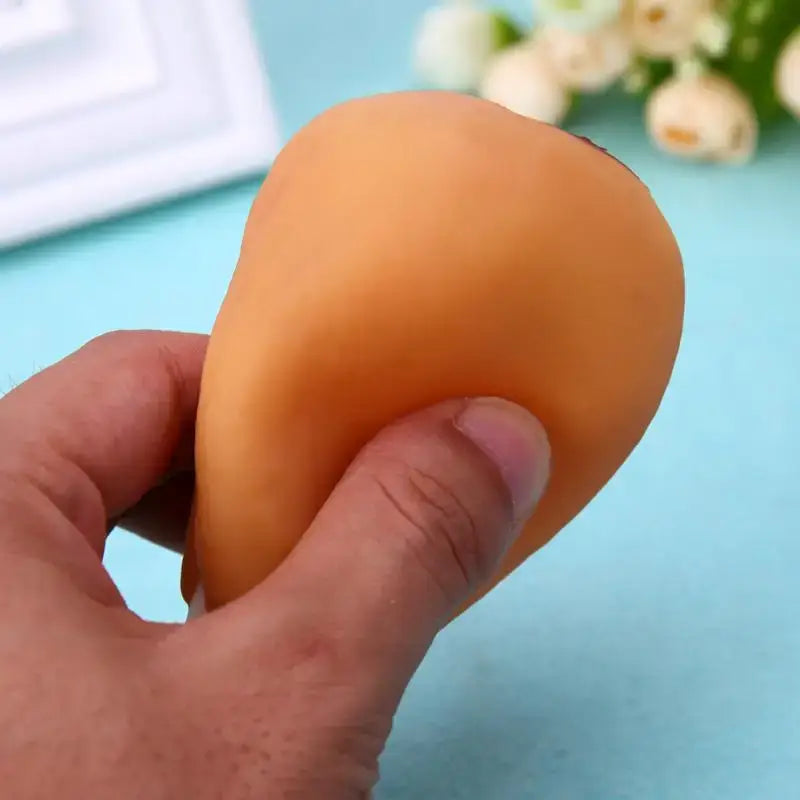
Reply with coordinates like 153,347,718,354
0,0,281,248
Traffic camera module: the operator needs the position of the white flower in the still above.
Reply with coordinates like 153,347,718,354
534,0,622,32
536,22,632,92
413,2,515,92
479,41,570,125
629,0,712,58
646,73,758,164
775,28,800,119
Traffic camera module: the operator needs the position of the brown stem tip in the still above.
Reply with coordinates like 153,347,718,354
574,134,642,182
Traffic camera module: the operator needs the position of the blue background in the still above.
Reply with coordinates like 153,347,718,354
1,2,799,797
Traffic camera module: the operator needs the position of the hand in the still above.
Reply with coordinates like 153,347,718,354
0,330,550,799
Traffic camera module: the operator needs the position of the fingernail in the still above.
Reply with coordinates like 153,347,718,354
455,398,551,518
186,585,206,621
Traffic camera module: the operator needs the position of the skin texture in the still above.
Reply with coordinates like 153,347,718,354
183,91,685,612
0,330,551,798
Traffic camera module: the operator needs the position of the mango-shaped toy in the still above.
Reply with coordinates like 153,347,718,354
181,91,684,614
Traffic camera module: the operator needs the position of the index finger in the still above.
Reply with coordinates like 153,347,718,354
0,330,207,555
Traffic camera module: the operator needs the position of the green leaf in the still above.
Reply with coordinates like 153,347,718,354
491,11,525,49
626,57,675,99
713,0,800,123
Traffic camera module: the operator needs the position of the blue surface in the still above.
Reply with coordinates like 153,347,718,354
1,2,799,797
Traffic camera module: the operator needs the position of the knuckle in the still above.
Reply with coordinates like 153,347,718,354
81,331,152,382
371,461,487,601
83,332,168,378
83,329,140,353
83,331,185,410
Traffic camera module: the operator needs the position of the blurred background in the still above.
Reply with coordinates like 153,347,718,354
0,1,798,798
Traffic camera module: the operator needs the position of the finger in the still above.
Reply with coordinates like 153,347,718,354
0,330,207,555
114,470,196,553
200,398,550,705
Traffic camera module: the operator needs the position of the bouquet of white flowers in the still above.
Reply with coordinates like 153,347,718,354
412,0,800,163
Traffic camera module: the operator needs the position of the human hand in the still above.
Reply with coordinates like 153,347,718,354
0,330,550,799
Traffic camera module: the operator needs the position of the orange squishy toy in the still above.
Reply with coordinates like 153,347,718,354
181,91,685,615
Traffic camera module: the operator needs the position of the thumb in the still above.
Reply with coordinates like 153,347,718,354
223,397,550,700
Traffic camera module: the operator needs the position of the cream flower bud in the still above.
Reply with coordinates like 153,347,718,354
646,73,758,164
630,0,712,58
536,22,632,92
479,41,570,125
534,0,623,33
775,29,800,119
413,2,518,92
